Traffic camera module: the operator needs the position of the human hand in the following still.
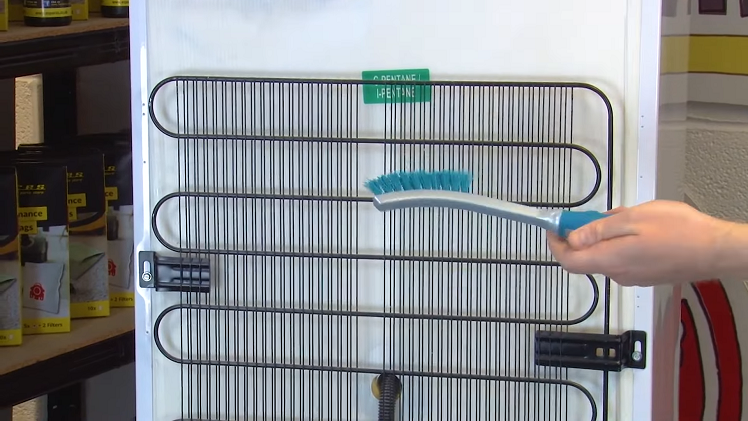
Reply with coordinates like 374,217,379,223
547,200,736,286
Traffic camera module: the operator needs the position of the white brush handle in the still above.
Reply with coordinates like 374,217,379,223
371,190,562,233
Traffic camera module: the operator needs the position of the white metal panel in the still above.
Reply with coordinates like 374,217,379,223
130,0,152,419
130,1,671,420
627,0,682,420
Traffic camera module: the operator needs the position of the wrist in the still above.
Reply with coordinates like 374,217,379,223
711,220,748,280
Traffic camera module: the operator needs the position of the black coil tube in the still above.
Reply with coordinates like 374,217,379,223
377,374,401,421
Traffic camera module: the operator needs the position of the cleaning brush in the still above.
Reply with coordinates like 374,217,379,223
364,170,607,238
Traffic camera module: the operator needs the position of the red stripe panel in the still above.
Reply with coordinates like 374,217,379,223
693,280,743,420
679,298,706,420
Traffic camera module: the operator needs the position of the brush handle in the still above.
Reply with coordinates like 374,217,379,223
557,210,609,238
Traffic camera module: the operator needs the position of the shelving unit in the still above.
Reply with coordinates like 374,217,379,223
0,13,133,421
0,15,129,79
0,309,134,408
0,13,130,143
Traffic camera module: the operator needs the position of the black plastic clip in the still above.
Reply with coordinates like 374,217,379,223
138,251,211,293
534,330,647,372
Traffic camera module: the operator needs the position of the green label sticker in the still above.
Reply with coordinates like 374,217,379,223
361,68,431,104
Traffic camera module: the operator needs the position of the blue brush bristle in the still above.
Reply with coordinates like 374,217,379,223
364,170,473,195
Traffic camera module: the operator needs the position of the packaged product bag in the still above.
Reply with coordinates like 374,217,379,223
0,166,22,345
18,145,110,318
0,153,71,334
69,134,134,307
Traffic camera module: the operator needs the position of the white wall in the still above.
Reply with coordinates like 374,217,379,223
658,104,748,224
664,0,748,220
657,0,748,220
685,117,748,222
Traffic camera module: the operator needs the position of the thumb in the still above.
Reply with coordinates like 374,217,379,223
566,213,635,249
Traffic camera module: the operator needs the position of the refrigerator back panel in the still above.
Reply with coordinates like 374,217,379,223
137,1,651,420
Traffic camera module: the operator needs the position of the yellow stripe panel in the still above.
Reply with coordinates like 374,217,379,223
660,35,690,74
661,35,748,76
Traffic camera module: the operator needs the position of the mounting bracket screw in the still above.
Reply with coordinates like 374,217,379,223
142,272,152,282
631,351,642,362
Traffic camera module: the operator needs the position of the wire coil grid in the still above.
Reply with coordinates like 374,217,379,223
147,76,614,421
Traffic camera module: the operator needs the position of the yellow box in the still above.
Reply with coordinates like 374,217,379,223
8,0,21,21
89,0,100,12
0,0,8,31
71,0,88,20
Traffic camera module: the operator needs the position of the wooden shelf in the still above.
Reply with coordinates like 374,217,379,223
0,307,135,407
0,14,129,79
0,14,128,44
0,307,134,376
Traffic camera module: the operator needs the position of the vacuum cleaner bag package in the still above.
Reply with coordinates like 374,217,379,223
0,153,70,334
18,145,110,318
0,166,22,345
71,134,134,307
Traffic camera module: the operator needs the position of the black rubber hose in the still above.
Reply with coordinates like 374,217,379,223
377,374,401,421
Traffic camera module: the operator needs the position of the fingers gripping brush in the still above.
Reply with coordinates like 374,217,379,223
364,170,608,238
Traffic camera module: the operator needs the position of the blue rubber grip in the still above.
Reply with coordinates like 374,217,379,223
557,210,609,238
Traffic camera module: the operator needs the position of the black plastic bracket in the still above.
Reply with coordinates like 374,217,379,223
138,251,211,293
534,330,647,372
